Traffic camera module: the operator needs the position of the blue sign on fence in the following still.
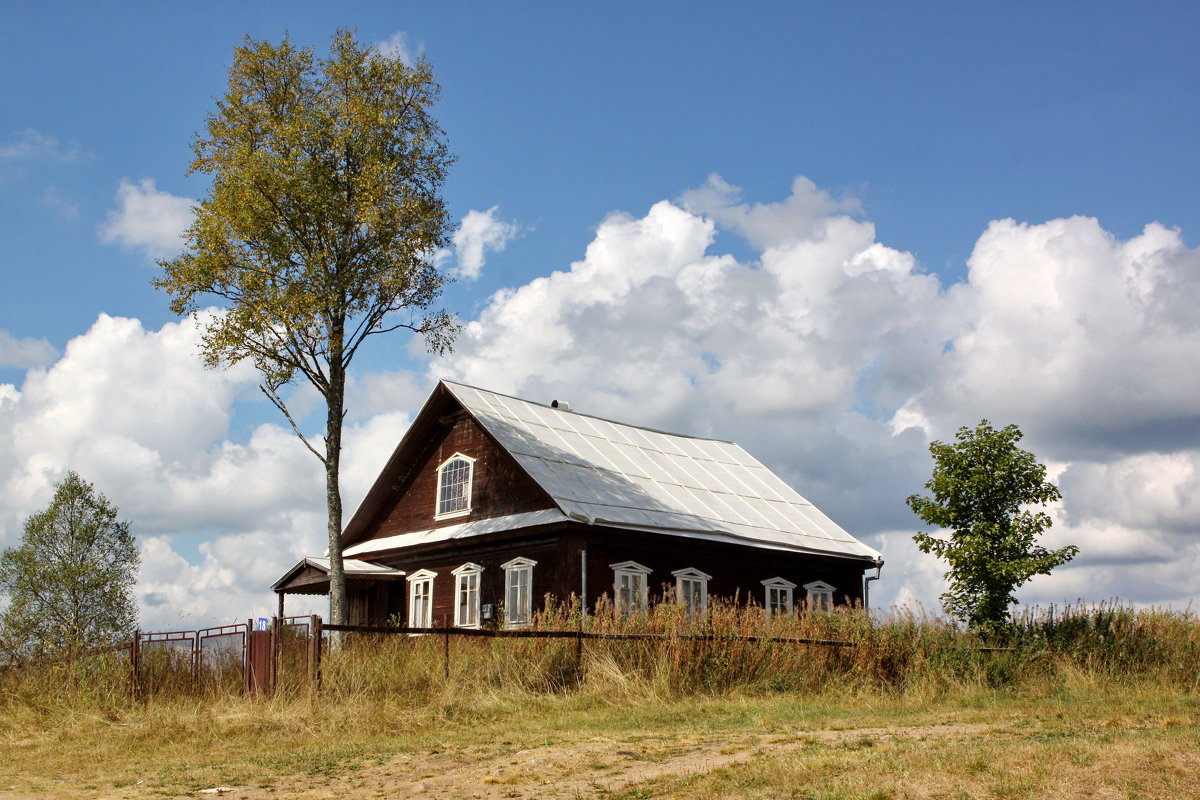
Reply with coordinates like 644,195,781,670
255,617,269,631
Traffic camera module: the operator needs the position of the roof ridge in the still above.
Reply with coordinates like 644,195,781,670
438,378,736,445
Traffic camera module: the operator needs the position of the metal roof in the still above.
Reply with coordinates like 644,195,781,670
441,381,881,562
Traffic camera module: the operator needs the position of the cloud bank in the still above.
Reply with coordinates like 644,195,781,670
3,174,1198,628
439,176,1200,611
0,314,413,627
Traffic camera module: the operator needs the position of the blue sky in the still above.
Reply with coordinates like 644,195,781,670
2,3,1199,627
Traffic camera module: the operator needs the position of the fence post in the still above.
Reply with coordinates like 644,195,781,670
130,631,140,700
243,619,252,695
270,616,280,695
443,627,450,680
310,615,322,690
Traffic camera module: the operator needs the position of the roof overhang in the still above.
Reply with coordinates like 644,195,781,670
344,509,571,559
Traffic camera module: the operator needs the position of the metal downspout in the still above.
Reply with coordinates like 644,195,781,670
863,559,883,613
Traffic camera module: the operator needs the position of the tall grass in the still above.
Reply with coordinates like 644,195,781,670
3,599,1198,720
313,596,1200,708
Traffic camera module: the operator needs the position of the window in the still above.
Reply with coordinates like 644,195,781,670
407,569,436,629
436,453,475,519
761,577,796,621
453,562,483,628
611,561,651,615
804,580,835,613
501,557,537,627
671,568,711,617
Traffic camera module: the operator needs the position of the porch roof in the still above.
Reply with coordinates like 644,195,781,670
272,557,405,595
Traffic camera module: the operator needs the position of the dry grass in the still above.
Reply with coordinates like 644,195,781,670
1,601,1197,798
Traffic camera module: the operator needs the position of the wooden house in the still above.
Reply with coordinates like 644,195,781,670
272,381,883,627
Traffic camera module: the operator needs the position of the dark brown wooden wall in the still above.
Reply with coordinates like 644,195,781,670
574,529,867,610
367,524,869,625
369,415,555,541
373,533,574,626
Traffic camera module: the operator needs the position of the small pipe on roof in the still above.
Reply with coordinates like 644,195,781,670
551,399,571,412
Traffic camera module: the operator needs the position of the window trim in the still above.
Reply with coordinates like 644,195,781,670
803,580,836,613
406,568,437,630
761,577,797,621
671,567,712,617
501,557,537,628
452,562,484,628
435,453,476,520
610,560,652,615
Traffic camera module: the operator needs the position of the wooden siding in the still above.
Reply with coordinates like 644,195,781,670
368,414,556,542
574,528,868,610
372,534,574,627
362,525,869,626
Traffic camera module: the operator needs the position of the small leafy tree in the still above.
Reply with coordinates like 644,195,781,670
0,472,139,662
154,30,457,629
906,420,1077,631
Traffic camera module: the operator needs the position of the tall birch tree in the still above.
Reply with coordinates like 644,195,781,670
155,30,457,629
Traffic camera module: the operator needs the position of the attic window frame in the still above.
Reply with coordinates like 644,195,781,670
435,453,476,520
803,580,835,613
452,562,484,629
762,577,797,621
671,567,712,618
611,560,652,616
406,569,437,631
501,557,537,628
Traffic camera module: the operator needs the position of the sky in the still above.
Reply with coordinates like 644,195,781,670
2,2,1199,630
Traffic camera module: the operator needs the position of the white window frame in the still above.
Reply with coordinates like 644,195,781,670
804,580,835,613
501,557,537,628
671,567,712,618
406,569,437,630
452,562,484,628
762,577,797,621
610,560,652,615
435,453,476,520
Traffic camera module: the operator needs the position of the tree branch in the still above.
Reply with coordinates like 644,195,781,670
260,384,327,464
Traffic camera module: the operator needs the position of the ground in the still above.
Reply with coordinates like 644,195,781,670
3,693,1197,800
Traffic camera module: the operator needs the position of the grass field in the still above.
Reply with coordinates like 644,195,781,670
2,602,1198,799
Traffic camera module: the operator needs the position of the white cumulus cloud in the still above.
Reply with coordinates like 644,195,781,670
0,312,416,629
447,206,521,281
0,330,57,369
98,178,196,261
0,128,80,164
5,173,1200,628
435,175,1200,613
374,32,420,65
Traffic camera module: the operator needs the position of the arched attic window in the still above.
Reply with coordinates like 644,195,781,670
436,453,475,519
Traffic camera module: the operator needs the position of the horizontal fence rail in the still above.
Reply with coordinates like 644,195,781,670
322,623,864,648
